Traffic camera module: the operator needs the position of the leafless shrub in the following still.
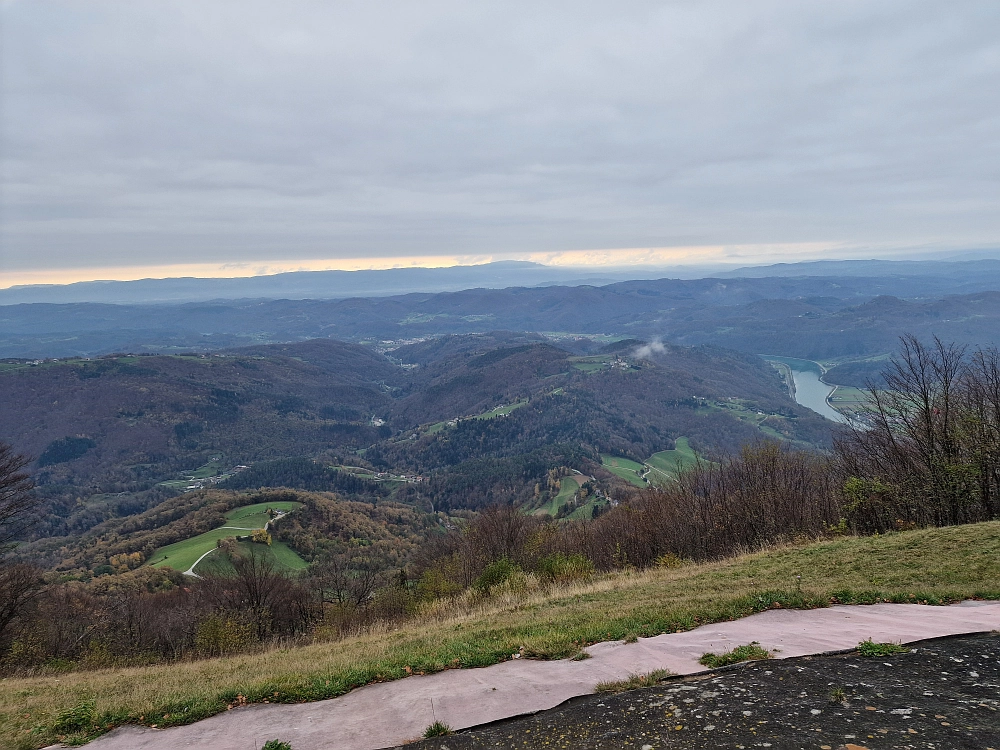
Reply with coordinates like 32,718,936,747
836,336,1000,531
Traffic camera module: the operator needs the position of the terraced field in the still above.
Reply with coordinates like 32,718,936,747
147,501,306,575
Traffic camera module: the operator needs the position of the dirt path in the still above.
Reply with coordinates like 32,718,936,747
181,547,217,577
182,515,284,577
73,601,1000,750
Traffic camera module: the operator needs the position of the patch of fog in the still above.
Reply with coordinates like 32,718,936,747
633,339,666,359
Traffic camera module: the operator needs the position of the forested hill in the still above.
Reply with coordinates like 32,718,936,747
5,274,1000,360
1,335,832,555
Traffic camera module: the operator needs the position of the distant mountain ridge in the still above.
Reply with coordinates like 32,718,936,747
715,257,1000,280
5,257,999,306
0,261,677,305
4,269,1000,360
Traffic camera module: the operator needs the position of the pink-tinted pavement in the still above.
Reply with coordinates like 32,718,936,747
76,601,1000,750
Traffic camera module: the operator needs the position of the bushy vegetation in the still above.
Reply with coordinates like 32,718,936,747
411,441,838,595
0,489,436,674
423,721,453,737
837,336,1000,532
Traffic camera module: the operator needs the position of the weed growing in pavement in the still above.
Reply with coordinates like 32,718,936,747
698,641,772,668
595,669,672,693
856,639,910,657
423,721,453,737
261,741,293,750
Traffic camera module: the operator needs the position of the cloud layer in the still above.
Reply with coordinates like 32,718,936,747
3,1,999,277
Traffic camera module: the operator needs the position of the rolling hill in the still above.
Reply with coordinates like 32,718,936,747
2,334,835,570
5,269,1000,361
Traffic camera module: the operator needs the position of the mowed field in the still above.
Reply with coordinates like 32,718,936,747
829,385,869,417
146,501,306,574
602,437,699,489
601,455,647,487
644,437,699,484
534,474,586,516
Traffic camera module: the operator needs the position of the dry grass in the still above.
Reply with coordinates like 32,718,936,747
2,521,999,748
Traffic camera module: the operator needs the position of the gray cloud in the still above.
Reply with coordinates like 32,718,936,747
2,0,999,272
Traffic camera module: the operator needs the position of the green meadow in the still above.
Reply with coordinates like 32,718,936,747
602,437,700,489
601,455,647,487
534,474,586,516
147,501,305,574
645,437,699,483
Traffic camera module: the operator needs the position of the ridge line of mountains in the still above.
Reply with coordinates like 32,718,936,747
3,258,1000,361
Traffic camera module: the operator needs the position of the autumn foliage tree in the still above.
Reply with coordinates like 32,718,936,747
0,442,44,652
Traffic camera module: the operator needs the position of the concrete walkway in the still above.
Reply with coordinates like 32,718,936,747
79,601,1000,750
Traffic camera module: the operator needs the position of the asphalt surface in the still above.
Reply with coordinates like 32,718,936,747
398,632,1000,750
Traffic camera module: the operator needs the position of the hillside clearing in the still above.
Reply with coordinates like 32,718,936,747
644,437,698,483
601,438,700,488
533,474,585,516
4,522,999,749
146,501,305,574
601,455,647,487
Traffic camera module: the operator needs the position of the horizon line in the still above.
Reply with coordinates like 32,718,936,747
2,242,992,290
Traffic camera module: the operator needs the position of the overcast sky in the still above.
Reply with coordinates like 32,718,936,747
2,1,999,284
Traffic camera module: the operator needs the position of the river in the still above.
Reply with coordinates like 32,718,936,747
764,356,847,423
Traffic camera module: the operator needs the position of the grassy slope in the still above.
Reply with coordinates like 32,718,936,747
645,437,698,484
534,475,585,516
193,539,308,576
4,522,999,748
146,501,304,573
601,455,647,487
602,438,700,489
428,399,529,435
